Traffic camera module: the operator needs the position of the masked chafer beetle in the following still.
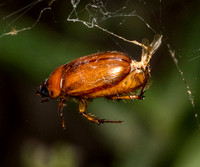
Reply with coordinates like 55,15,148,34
37,34,162,129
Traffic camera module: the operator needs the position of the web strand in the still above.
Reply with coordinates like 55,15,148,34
0,0,53,38
167,44,200,128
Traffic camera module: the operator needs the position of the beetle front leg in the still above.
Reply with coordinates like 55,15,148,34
58,98,66,129
79,99,122,125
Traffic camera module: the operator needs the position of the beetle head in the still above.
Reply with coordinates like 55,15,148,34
36,79,50,102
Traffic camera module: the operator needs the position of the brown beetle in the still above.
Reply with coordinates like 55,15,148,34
37,34,162,129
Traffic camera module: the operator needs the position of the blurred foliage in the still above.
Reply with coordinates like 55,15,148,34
21,140,78,167
0,0,200,167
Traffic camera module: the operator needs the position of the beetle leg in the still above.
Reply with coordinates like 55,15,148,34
79,99,122,125
138,67,150,98
58,98,66,129
109,94,144,100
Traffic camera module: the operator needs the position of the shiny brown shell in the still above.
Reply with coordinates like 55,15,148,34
47,51,137,99
63,51,132,97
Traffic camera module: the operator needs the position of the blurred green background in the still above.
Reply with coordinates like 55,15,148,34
0,0,200,167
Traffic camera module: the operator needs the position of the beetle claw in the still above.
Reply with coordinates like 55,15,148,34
139,95,145,100
97,121,101,125
96,119,122,125
139,89,146,100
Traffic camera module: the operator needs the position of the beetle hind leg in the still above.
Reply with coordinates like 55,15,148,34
79,99,122,125
109,94,144,100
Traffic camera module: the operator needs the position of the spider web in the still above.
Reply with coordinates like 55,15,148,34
0,0,199,126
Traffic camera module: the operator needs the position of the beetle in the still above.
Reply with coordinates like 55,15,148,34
36,34,162,129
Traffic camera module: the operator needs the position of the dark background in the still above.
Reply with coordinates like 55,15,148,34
0,0,200,167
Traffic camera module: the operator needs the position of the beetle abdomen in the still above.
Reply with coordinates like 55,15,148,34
85,69,146,98
62,52,131,96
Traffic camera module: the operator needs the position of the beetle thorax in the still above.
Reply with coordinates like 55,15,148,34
47,65,65,99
